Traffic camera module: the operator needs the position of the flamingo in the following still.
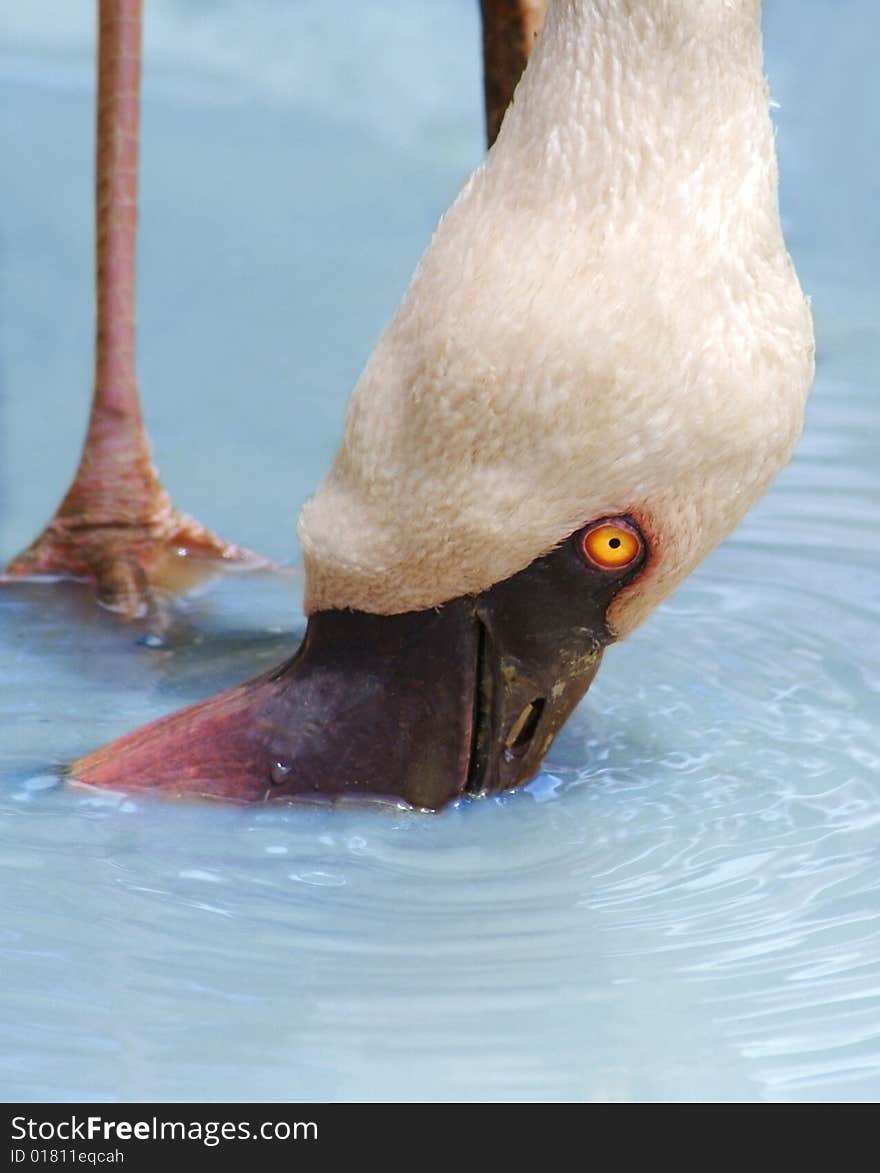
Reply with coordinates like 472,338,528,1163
26,2,818,809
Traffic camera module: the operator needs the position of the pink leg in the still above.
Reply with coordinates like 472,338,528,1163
479,0,547,146
4,0,263,619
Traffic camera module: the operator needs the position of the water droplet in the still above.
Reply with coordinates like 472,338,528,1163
270,759,292,785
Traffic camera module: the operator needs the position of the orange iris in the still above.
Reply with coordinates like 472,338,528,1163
581,522,641,570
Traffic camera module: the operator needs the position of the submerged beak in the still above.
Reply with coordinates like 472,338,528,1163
71,532,643,809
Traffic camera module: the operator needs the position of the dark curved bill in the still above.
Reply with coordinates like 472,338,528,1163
71,532,643,809
71,603,480,809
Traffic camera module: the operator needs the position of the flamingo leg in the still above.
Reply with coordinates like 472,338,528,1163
3,0,263,619
479,0,547,146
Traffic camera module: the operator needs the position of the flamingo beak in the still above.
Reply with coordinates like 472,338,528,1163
70,535,639,809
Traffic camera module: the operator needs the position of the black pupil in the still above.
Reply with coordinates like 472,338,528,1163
609,537,621,549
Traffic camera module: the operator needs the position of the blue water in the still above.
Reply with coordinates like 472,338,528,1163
1,0,878,1102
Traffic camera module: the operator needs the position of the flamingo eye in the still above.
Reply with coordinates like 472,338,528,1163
579,518,644,571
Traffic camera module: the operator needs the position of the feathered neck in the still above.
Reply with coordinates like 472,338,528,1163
491,0,770,238
298,0,813,629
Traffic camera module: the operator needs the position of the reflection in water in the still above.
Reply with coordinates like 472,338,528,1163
1,0,879,1102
